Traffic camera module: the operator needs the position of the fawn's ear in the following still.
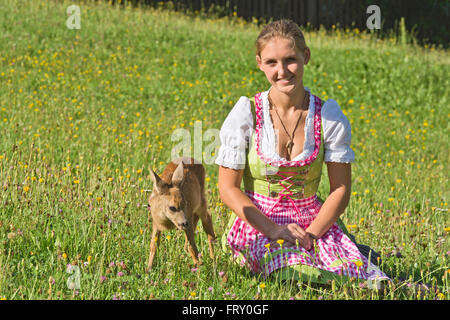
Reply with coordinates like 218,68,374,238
171,162,184,186
149,168,165,194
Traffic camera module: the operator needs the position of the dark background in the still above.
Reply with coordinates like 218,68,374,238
105,0,449,48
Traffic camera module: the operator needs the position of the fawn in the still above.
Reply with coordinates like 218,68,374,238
146,157,216,271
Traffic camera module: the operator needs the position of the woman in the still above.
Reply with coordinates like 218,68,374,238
215,20,389,287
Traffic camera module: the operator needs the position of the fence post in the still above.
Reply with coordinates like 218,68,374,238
306,0,317,27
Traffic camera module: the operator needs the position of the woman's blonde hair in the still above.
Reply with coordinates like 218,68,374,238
256,19,308,56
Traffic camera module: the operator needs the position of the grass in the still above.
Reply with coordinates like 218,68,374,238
0,0,448,300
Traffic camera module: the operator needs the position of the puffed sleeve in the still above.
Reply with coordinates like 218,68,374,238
214,96,253,170
321,99,355,163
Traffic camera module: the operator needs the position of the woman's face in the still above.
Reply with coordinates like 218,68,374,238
256,37,310,96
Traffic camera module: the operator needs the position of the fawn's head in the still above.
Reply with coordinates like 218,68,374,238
149,162,189,230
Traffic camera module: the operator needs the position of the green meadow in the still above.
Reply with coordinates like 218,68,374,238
0,0,448,300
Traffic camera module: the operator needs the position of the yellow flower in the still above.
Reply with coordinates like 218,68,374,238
355,260,363,268
23,186,30,192
190,291,196,297
276,239,284,246
87,256,92,263
73,179,79,184
62,253,68,259
348,99,354,104
264,243,271,249
259,283,266,289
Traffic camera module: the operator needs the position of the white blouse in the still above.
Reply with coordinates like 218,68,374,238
215,87,355,170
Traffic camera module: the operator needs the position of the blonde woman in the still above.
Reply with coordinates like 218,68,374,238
215,20,389,287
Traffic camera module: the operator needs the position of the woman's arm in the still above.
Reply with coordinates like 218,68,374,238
305,162,352,239
218,166,312,248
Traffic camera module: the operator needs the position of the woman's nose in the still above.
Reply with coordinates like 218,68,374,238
277,62,289,76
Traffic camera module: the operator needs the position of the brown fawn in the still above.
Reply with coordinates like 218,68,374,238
147,157,216,271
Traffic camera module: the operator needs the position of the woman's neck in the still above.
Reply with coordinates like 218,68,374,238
268,86,308,114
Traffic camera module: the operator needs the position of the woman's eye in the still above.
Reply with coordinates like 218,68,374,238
169,206,177,212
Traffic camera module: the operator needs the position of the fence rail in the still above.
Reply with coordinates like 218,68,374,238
113,0,449,47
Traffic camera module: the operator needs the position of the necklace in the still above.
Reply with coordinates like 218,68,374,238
268,90,309,158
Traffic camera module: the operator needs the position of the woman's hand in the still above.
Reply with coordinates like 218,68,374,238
269,223,313,250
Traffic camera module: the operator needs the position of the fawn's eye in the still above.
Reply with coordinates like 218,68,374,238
169,206,177,212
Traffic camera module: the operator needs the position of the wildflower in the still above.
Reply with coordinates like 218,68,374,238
23,186,30,192
117,271,124,277
190,292,196,297
277,239,284,246
264,243,270,249
191,267,198,273
355,260,363,268
259,283,266,289
62,253,68,259
218,271,225,277
100,276,107,283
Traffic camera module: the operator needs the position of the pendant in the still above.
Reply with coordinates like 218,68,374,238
286,140,294,154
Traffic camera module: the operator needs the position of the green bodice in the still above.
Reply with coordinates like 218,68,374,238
242,93,324,200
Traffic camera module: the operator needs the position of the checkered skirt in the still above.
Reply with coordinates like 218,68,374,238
226,191,389,281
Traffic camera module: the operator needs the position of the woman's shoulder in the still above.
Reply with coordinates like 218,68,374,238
320,98,346,121
225,96,252,120
220,96,253,131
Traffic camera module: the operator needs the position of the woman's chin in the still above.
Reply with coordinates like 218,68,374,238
273,82,298,95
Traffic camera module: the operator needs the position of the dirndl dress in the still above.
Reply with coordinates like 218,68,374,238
220,92,389,286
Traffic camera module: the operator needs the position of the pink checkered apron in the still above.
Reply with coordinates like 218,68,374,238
225,92,389,283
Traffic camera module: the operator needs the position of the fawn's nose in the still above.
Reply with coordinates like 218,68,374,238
180,221,189,229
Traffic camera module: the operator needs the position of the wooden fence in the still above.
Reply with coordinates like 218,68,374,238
115,0,449,46
131,0,368,29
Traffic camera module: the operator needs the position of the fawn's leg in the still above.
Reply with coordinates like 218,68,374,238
199,204,216,259
184,224,200,266
146,228,161,272
184,215,199,253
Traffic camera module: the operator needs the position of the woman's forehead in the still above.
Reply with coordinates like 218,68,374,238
259,37,300,58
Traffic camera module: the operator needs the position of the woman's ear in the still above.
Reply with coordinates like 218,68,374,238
303,47,311,65
256,55,263,71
